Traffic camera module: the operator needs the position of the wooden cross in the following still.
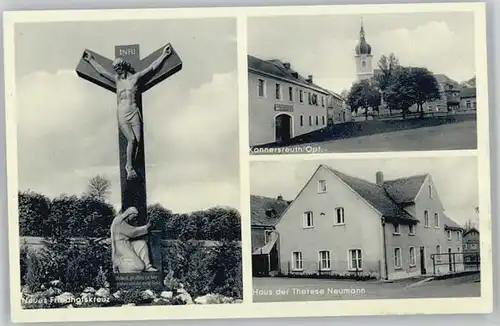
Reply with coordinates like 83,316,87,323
75,44,182,226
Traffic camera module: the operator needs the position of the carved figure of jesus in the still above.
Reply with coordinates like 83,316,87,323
83,45,172,179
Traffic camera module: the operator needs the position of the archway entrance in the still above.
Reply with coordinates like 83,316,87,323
275,114,292,143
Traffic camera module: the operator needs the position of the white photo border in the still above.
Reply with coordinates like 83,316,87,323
3,2,492,323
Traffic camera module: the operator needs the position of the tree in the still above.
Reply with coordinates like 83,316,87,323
176,213,196,241
463,219,475,231
460,76,476,88
347,79,381,120
409,67,440,117
18,190,50,237
78,196,115,238
85,175,111,201
340,89,349,99
43,195,81,241
375,53,400,90
374,53,400,115
205,207,241,241
384,67,416,119
147,203,173,232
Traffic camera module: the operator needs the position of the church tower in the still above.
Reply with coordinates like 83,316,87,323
354,18,374,80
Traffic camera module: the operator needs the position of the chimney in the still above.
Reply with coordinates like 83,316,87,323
277,195,283,202
376,171,384,185
307,75,313,83
283,62,291,70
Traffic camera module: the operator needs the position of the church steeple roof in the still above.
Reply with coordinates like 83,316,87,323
355,18,372,55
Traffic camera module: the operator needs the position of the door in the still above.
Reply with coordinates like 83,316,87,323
420,246,426,274
275,114,292,143
252,255,269,277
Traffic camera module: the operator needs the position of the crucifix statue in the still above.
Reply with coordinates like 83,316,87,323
76,43,182,274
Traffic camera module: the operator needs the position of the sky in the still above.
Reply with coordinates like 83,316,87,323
15,18,240,214
250,156,479,227
248,12,476,94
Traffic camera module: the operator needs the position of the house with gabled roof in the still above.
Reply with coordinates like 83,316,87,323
250,195,290,276
248,55,330,147
462,227,480,269
460,87,477,111
260,165,464,280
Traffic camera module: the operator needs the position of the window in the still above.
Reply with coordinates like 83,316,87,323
300,115,304,127
308,92,312,105
436,245,442,262
288,86,294,101
393,223,400,235
349,249,362,270
429,184,433,198
424,210,429,227
318,250,331,270
299,90,304,103
447,230,452,240
409,224,415,235
309,116,313,126
258,79,266,97
315,116,319,125
275,83,281,100
318,180,327,193
303,211,314,228
361,60,366,68
310,93,317,106
394,248,402,269
470,243,477,250
434,213,439,228
321,96,325,107
463,243,467,250
264,230,273,244
457,231,461,241
466,100,471,109
322,116,326,125
292,252,303,271
334,207,345,225
409,247,416,267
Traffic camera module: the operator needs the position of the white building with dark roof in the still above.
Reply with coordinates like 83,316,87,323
253,165,464,280
325,89,351,125
248,55,329,147
460,87,477,111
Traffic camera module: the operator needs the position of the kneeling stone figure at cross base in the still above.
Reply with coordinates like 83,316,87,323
110,207,158,273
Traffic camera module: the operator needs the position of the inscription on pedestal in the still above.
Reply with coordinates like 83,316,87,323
115,272,163,290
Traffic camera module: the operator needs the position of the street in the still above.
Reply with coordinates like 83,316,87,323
253,273,480,302
313,120,476,152
253,120,476,154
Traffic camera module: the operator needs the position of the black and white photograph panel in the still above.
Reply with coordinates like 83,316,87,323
12,17,242,310
248,12,479,154
250,156,482,302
